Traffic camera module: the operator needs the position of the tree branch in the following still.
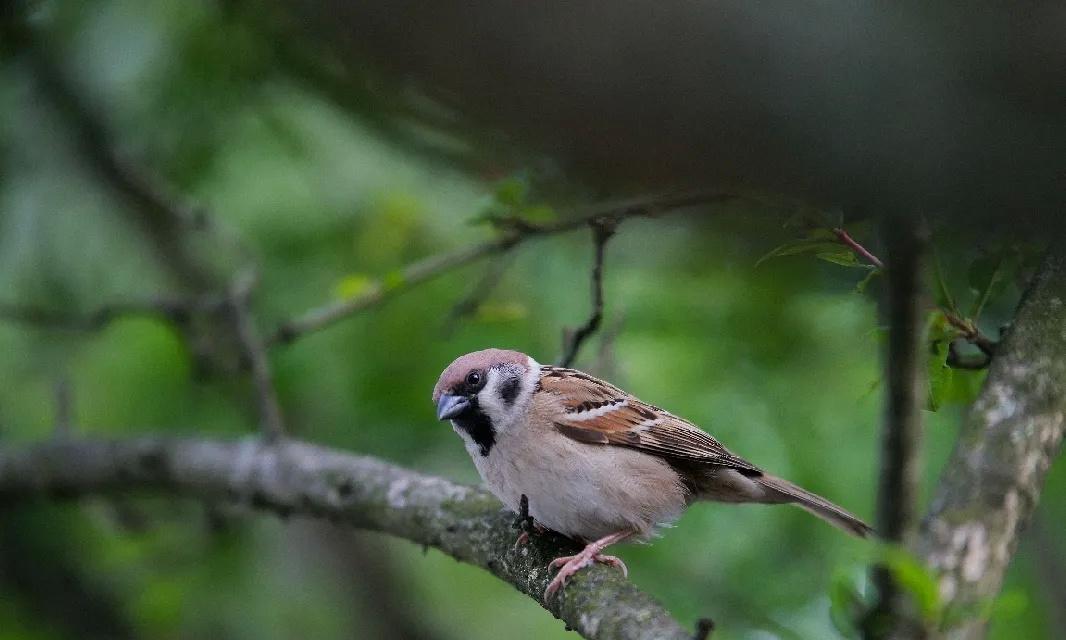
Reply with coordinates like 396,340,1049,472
268,190,735,346
269,239,508,345
0,298,194,333
7,16,215,292
832,227,884,270
865,220,927,638
9,12,289,437
228,270,286,441
941,311,998,359
443,254,516,331
918,249,1066,639
559,219,616,367
0,436,693,640
946,340,993,371
829,226,998,370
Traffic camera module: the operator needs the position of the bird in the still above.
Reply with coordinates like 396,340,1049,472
432,348,871,599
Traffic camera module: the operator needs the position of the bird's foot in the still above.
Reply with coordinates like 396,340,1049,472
513,493,549,548
513,523,548,548
543,531,631,600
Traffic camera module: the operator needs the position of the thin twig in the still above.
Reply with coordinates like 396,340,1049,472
229,271,286,442
594,313,627,380
941,310,997,357
269,240,508,345
269,190,734,346
832,227,884,269
559,219,617,367
442,253,516,332
946,340,992,370
831,227,1000,362
0,298,193,333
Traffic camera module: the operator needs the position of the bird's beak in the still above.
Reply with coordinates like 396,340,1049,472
436,394,471,421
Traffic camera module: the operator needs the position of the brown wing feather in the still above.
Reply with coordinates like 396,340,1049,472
540,366,761,474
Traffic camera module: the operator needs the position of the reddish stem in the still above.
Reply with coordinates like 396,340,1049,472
833,227,885,269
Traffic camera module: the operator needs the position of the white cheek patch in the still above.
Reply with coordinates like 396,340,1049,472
475,359,541,435
475,368,510,428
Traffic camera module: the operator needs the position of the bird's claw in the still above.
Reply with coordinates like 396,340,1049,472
513,522,547,548
543,552,628,599
514,531,530,548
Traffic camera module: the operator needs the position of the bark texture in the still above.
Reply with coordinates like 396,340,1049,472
919,250,1066,638
0,436,691,640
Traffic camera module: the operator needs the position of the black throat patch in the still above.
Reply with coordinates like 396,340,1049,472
453,397,496,456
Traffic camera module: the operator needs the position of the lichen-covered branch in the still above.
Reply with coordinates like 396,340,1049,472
0,436,692,640
918,249,1066,639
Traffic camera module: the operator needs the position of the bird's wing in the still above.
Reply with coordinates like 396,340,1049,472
538,366,761,473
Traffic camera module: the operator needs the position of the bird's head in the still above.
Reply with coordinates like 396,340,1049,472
432,348,540,452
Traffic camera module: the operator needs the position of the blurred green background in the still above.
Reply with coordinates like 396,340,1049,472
0,2,1061,639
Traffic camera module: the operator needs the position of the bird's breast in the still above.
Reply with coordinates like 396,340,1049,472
468,423,688,541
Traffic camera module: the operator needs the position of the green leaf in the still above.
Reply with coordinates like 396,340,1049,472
493,177,529,207
755,239,844,267
925,311,959,411
516,204,556,223
927,339,952,412
783,208,836,230
945,367,987,405
828,569,865,639
806,228,839,240
986,589,1029,621
926,310,956,345
816,250,870,268
931,247,958,313
882,546,943,622
967,253,1004,320
855,268,881,293
925,312,989,409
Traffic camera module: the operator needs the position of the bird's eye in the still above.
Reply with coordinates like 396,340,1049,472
465,371,482,387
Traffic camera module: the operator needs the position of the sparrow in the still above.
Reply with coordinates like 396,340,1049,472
432,348,871,599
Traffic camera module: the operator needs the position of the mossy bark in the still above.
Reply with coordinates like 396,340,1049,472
0,437,692,640
919,250,1066,639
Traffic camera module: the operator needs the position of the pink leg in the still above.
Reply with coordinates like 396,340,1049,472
543,531,632,600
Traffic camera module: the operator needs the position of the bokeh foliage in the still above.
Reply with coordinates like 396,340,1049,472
0,3,1060,639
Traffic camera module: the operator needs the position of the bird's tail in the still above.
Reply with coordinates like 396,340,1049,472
756,473,873,538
